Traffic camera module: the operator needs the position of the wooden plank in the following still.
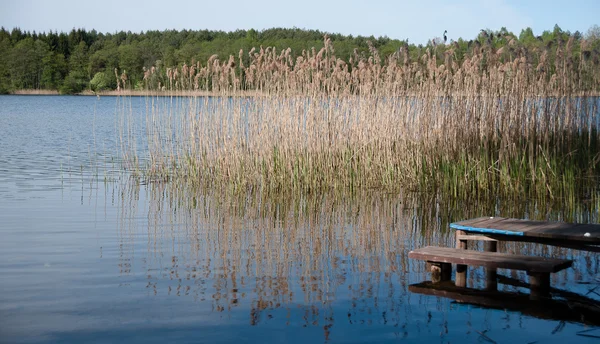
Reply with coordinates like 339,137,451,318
482,233,600,252
456,234,498,242
452,217,551,232
409,281,600,326
528,223,600,242
454,217,514,231
450,218,525,236
408,246,572,273
494,219,576,233
454,217,501,227
451,217,600,244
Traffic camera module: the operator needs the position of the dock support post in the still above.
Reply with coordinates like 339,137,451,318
455,230,467,287
528,272,550,299
484,241,498,291
427,262,451,283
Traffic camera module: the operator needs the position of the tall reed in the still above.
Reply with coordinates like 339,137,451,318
120,36,600,199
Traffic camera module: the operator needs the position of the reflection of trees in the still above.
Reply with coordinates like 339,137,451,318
115,181,599,336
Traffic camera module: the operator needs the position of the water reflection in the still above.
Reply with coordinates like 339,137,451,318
117,184,430,331
409,280,600,326
114,180,600,340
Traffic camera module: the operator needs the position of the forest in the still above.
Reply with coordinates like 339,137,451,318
0,25,599,94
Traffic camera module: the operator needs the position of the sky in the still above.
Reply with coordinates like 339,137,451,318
1,0,599,44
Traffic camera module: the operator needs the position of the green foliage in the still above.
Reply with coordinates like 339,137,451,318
0,37,11,93
0,25,599,93
586,25,600,40
90,71,115,92
60,70,88,94
118,43,143,84
41,52,67,89
88,40,119,76
519,27,537,45
69,41,88,76
7,37,49,89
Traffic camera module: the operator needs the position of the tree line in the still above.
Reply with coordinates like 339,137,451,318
0,25,598,94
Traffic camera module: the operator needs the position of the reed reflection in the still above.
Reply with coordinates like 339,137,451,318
114,181,599,334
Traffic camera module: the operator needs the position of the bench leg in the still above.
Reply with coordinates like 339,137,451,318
484,241,498,291
427,262,451,283
455,230,468,287
528,272,550,299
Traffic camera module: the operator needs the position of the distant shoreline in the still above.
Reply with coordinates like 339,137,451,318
8,89,264,97
7,89,600,97
11,89,61,95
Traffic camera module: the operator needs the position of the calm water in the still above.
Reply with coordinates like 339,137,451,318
1,95,599,343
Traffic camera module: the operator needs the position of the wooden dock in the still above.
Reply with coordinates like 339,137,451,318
451,217,600,251
409,246,572,294
409,246,572,273
408,217,599,299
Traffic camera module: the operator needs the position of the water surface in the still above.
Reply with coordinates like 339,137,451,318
1,95,599,343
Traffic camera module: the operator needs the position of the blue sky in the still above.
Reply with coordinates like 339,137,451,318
1,0,598,44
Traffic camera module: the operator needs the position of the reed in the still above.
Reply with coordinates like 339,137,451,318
118,36,600,199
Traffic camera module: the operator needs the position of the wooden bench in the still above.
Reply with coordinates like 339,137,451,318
408,246,573,296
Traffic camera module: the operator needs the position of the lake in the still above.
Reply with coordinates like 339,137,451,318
0,95,599,343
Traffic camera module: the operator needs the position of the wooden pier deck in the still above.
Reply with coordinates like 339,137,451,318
409,217,600,299
450,217,600,251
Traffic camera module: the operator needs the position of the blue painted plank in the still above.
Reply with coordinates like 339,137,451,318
450,223,525,236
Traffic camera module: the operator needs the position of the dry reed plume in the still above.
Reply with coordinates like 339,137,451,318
119,36,600,199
